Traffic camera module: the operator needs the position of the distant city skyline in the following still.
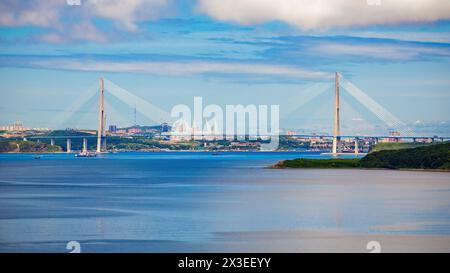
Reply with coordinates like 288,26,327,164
1,1,450,135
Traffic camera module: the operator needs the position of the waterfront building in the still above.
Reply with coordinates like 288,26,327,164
0,121,49,132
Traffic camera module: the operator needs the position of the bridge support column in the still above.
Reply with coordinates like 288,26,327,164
97,78,106,153
82,138,87,153
50,139,55,146
37,139,40,143
332,137,338,155
23,137,27,141
354,138,359,156
66,139,71,153
332,72,340,156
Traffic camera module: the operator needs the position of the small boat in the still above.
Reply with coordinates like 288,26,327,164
212,152,221,156
34,156,42,159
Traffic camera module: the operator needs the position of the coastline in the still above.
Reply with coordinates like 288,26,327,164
267,160,450,173
268,143,450,172
0,150,314,154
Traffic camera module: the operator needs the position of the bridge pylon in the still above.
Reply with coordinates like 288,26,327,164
332,72,341,156
96,78,106,153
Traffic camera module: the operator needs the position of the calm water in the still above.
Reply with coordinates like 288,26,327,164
0,152,449,252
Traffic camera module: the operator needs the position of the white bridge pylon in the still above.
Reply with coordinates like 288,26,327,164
49,78,174,130
285,72,414,155
285,72,413,138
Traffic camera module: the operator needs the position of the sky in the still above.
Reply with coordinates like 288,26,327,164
0,0,450,135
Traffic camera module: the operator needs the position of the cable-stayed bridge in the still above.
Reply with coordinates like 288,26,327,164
25,73,449,154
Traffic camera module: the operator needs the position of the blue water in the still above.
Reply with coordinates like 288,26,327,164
0,152,449,252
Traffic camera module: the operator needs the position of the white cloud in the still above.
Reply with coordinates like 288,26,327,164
196,0,450,30
39,21,108,43
0,0,171,28
0,0,64,27
0,0,173,42
348,31,450,44
25,58,332,80
312,42,450,61
86,0,171,31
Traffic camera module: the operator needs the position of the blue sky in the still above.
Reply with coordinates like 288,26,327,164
0,0,450,135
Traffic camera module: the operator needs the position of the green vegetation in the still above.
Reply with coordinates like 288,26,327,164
272,158,360,169
45,130,94,137
106,137,201,151
271,142,450,171
277,136,310,151
370,142,432,152
360,142,450,170
0,140,62,153
0,141,18,153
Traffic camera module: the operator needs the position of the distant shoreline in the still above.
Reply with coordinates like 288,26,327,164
0,150,321,154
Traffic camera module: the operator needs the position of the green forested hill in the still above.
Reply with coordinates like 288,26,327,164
0,140,62,153
271,142,450,170
369,142,432,152
360,142,450,170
